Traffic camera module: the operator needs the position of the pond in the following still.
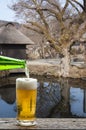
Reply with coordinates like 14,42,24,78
0,74,86,118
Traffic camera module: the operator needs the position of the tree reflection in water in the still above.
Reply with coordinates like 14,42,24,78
0,76,86,118
36,81,61,117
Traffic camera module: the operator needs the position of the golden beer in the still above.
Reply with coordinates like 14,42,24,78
16,78,37,126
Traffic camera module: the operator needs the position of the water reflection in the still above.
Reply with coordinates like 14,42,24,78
0,85,15,104
0,99,16,117
0,75,86,118
0,85,16,117
36,82,61,117
70,87,86,117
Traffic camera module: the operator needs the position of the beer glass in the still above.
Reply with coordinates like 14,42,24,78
16,78,37,126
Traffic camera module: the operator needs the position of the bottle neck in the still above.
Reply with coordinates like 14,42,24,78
0,55,26,70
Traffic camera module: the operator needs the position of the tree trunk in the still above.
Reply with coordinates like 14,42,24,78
60,48,70,77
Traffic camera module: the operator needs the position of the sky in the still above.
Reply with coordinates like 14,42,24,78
0,0,83,23
0,0,16,22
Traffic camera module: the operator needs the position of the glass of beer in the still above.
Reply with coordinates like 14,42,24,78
16,78,37,126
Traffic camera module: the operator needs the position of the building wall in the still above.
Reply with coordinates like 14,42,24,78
0,44,26,59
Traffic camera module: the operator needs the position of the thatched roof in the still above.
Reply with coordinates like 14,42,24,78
0,22,34,44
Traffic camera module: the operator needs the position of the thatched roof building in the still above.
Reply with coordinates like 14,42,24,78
0,22,34,44
0,22,34,59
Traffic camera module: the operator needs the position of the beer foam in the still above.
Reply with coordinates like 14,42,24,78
16,78,37,90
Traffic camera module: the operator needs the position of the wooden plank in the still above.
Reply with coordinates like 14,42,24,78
0,118,86,129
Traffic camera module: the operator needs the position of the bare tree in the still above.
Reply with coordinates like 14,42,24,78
10,0,86,77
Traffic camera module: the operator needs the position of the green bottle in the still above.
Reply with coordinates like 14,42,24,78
0,55,26,70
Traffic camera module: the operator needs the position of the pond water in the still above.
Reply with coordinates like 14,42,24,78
0,74,86,118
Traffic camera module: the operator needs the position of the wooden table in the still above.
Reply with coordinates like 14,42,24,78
0,118,86,129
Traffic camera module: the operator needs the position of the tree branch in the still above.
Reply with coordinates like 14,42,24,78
71,0,85,11
69,0,81,14
23,24,43,34
62,0,69,16
46,0,61,12
32,0,49,30
25,21,61,52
